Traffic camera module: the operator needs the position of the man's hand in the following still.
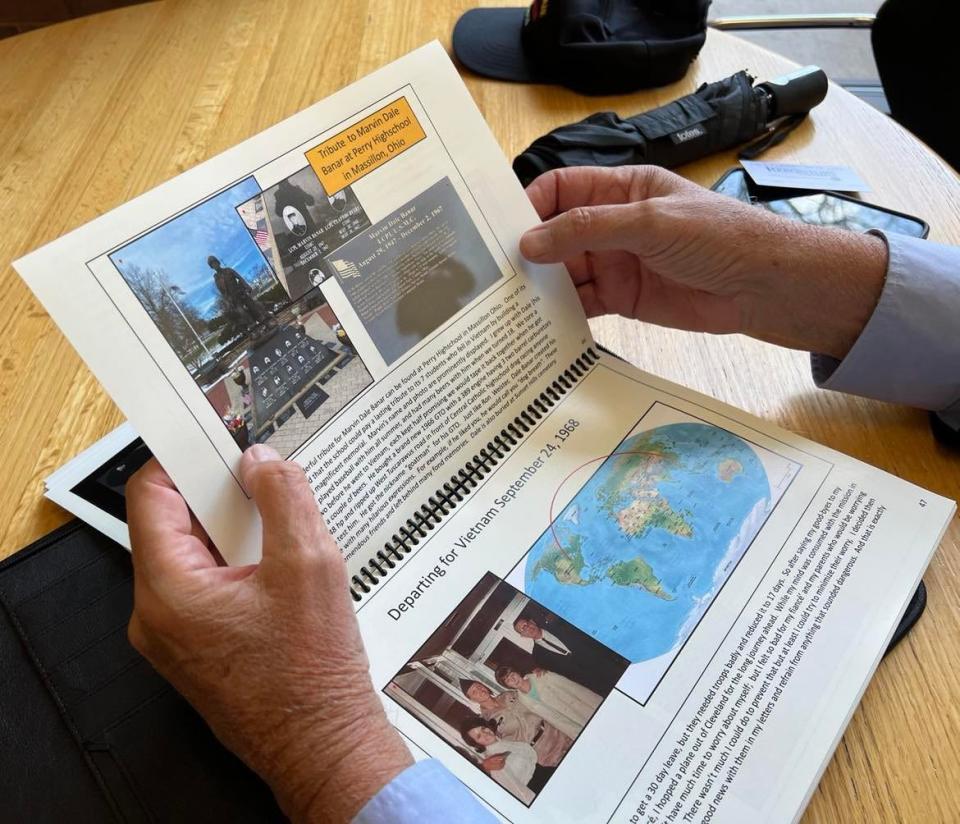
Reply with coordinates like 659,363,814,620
126,445,411,823
520,166,888,360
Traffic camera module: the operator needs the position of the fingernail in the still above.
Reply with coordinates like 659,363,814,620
245,443,281,463
520,225,549,261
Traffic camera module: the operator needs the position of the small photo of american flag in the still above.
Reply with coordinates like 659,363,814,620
253,221,270,250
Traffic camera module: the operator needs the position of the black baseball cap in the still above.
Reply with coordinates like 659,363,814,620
453,0,711,95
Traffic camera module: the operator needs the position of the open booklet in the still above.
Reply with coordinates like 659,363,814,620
17,42,954,823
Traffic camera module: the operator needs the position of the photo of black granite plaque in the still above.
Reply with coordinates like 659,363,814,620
275,406,297,428
295,384,330,418
236,167,370,301
323,177,502,365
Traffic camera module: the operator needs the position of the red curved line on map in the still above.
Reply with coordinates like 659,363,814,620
547,450,662,557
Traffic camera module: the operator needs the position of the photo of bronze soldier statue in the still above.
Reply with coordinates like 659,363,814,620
111,177,373,457
208,255,272,334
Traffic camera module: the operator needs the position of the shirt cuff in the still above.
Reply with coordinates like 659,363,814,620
353,759,496,824
811,230,960,411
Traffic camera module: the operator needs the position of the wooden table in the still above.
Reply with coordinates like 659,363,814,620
1,2,957,821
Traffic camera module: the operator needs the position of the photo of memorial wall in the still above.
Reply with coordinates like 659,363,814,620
385,573,628,806
109,177,372,456
236,167,370,301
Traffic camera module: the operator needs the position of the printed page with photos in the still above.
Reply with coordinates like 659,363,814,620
18,42,954,824
361,353,951,823
16,41,591,571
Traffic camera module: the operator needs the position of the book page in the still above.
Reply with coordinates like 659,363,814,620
359,354,953,823
16,42,590,571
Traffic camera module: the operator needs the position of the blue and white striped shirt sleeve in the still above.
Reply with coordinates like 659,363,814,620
353,759,497,823
811,230,960,416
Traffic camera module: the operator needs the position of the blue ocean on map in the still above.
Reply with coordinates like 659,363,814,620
524,422,773,663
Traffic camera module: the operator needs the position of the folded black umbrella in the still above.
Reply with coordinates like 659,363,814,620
513,67,828,186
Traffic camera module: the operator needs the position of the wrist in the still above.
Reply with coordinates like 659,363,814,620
263,694,413,823
737,219,888,359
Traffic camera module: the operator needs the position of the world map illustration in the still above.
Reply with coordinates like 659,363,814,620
524,422,782,664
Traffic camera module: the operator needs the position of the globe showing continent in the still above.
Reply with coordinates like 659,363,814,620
525,422,772,664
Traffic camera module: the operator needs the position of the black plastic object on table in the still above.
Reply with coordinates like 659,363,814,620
513,66,828,186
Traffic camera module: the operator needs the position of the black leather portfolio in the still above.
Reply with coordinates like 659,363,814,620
0,519,926,822
0,520,284,823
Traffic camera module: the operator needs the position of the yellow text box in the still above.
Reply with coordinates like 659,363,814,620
306,97,426,195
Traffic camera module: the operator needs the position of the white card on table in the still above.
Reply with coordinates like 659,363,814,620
741,159,871,192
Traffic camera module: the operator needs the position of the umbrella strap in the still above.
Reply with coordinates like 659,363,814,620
737,114,807,160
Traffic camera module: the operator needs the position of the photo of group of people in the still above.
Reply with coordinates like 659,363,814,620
109,171,373,456
386,573,628,806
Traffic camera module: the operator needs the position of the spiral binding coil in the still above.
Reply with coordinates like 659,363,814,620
350,347,600,602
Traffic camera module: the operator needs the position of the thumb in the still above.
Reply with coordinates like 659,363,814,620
520,202,647,264
240,445,333,563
